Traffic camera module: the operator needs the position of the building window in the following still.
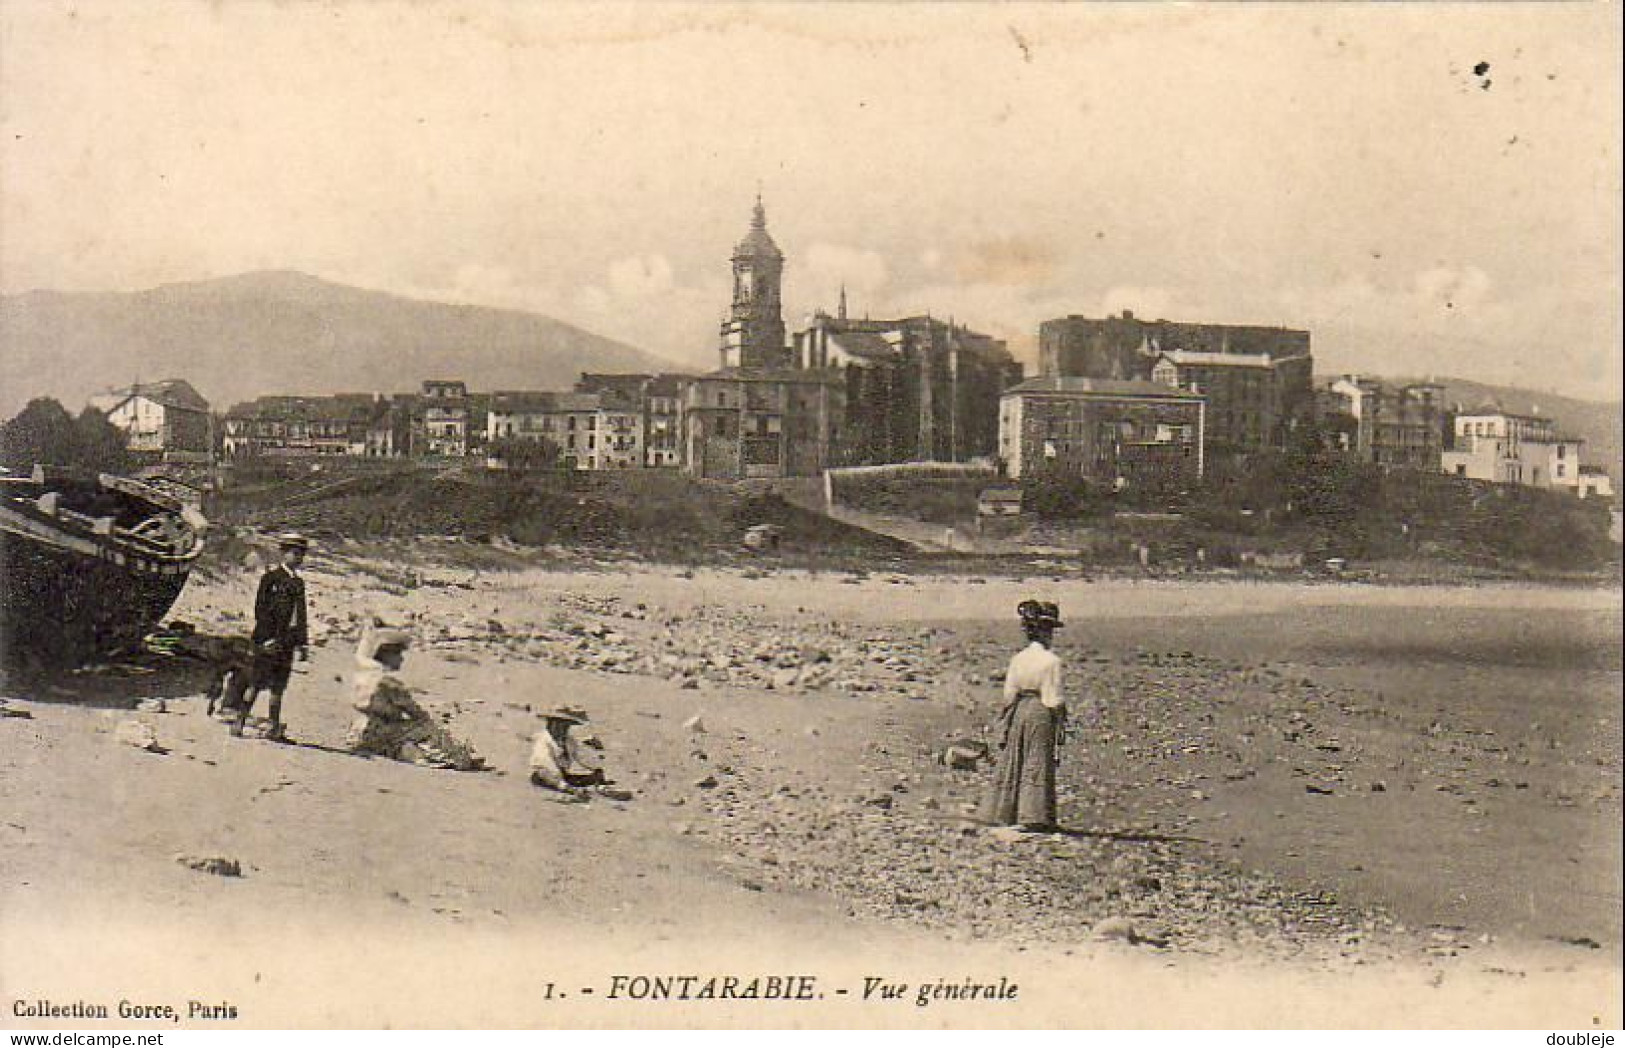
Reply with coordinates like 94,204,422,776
1556,463,1565,478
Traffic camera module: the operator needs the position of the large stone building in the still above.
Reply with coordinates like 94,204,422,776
1441,409,1585,493
1042,310,1312,453
419,379,469,457
1150,350,1282,453
999,376,1206,491
1318,376,1447,471
793,305,1022,465
719,196,791,371
681,369,842,480
222,394,384,457
575,372,690,468
487,390,643,470
683,198,843,480
88,379,212,460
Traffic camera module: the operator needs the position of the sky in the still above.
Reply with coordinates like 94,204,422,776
2,2,1620,401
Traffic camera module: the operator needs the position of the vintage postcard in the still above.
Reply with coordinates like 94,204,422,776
1,0,1620,1032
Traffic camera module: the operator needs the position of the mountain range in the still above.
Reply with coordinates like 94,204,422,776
2,271,1618,483
0,271,675,415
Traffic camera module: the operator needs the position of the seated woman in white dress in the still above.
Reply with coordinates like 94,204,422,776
346,628,483,772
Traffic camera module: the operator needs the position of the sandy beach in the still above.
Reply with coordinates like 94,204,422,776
2,550,1620,1028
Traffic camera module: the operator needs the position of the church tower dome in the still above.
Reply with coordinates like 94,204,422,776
720,195,790,371
734,196,784,261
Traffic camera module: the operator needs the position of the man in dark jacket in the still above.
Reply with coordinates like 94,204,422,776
233,533,310,741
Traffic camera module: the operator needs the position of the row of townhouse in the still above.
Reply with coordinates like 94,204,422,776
218,378,683,471
487,390,644,470
79,201,1613,501
209,368,1614,506
223,381,489,460
1315,375,1614,500
1316,376,1449,471
223,393,396,457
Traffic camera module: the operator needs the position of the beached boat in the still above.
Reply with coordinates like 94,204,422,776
0,465,206,667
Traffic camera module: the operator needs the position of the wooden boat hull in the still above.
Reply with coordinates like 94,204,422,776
1,467,204,668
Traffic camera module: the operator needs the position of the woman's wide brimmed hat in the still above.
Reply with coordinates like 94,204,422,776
541,705,589,725
1017,599,1064,629
358,627,412,661
276,532,311,552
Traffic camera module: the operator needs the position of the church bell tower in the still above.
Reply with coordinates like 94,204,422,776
720,195,790,371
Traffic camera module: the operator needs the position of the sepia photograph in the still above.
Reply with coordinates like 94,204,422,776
1,0,1620,1032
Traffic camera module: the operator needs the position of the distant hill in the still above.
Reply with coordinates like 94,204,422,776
0,271,678,415
1325,373,1623,486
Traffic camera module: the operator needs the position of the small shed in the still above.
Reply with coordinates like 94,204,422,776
742,523,783,551
976,486,1026,538
977,486,1024,518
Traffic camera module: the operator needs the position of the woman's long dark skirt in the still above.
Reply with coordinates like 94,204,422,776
980,694,1061,828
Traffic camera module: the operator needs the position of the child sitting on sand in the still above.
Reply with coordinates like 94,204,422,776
529,707,629,801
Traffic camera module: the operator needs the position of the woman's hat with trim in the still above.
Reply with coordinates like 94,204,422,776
358,627,412,662
541,705,589,726
1017,599,1064,628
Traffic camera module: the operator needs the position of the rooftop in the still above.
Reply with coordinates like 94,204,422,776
1050,311,1310,337
702,367,842,385
1456,407,1557,424
490,390,603,414
94,378,211,413
826,330,895,362
1156,350,1275,369
1004,376,1205,400
226,394,381,423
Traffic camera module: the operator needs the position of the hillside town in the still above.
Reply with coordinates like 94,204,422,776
71,199,1617,505
3,3,1621,1034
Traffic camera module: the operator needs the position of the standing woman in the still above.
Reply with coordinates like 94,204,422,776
981,600,1068,831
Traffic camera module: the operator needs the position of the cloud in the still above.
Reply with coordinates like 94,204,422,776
606,253,676,300
1412,265,1492,316
801,242,889,299
575,284,613,317
876,280,1081,368
447,263,528,308
1274,265,1504,336
571,264,730,370
952,237,1060,287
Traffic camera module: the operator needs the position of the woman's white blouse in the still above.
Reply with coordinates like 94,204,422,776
1003,641,1064,708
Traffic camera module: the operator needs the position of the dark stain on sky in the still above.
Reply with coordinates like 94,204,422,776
1009,26,1032,64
